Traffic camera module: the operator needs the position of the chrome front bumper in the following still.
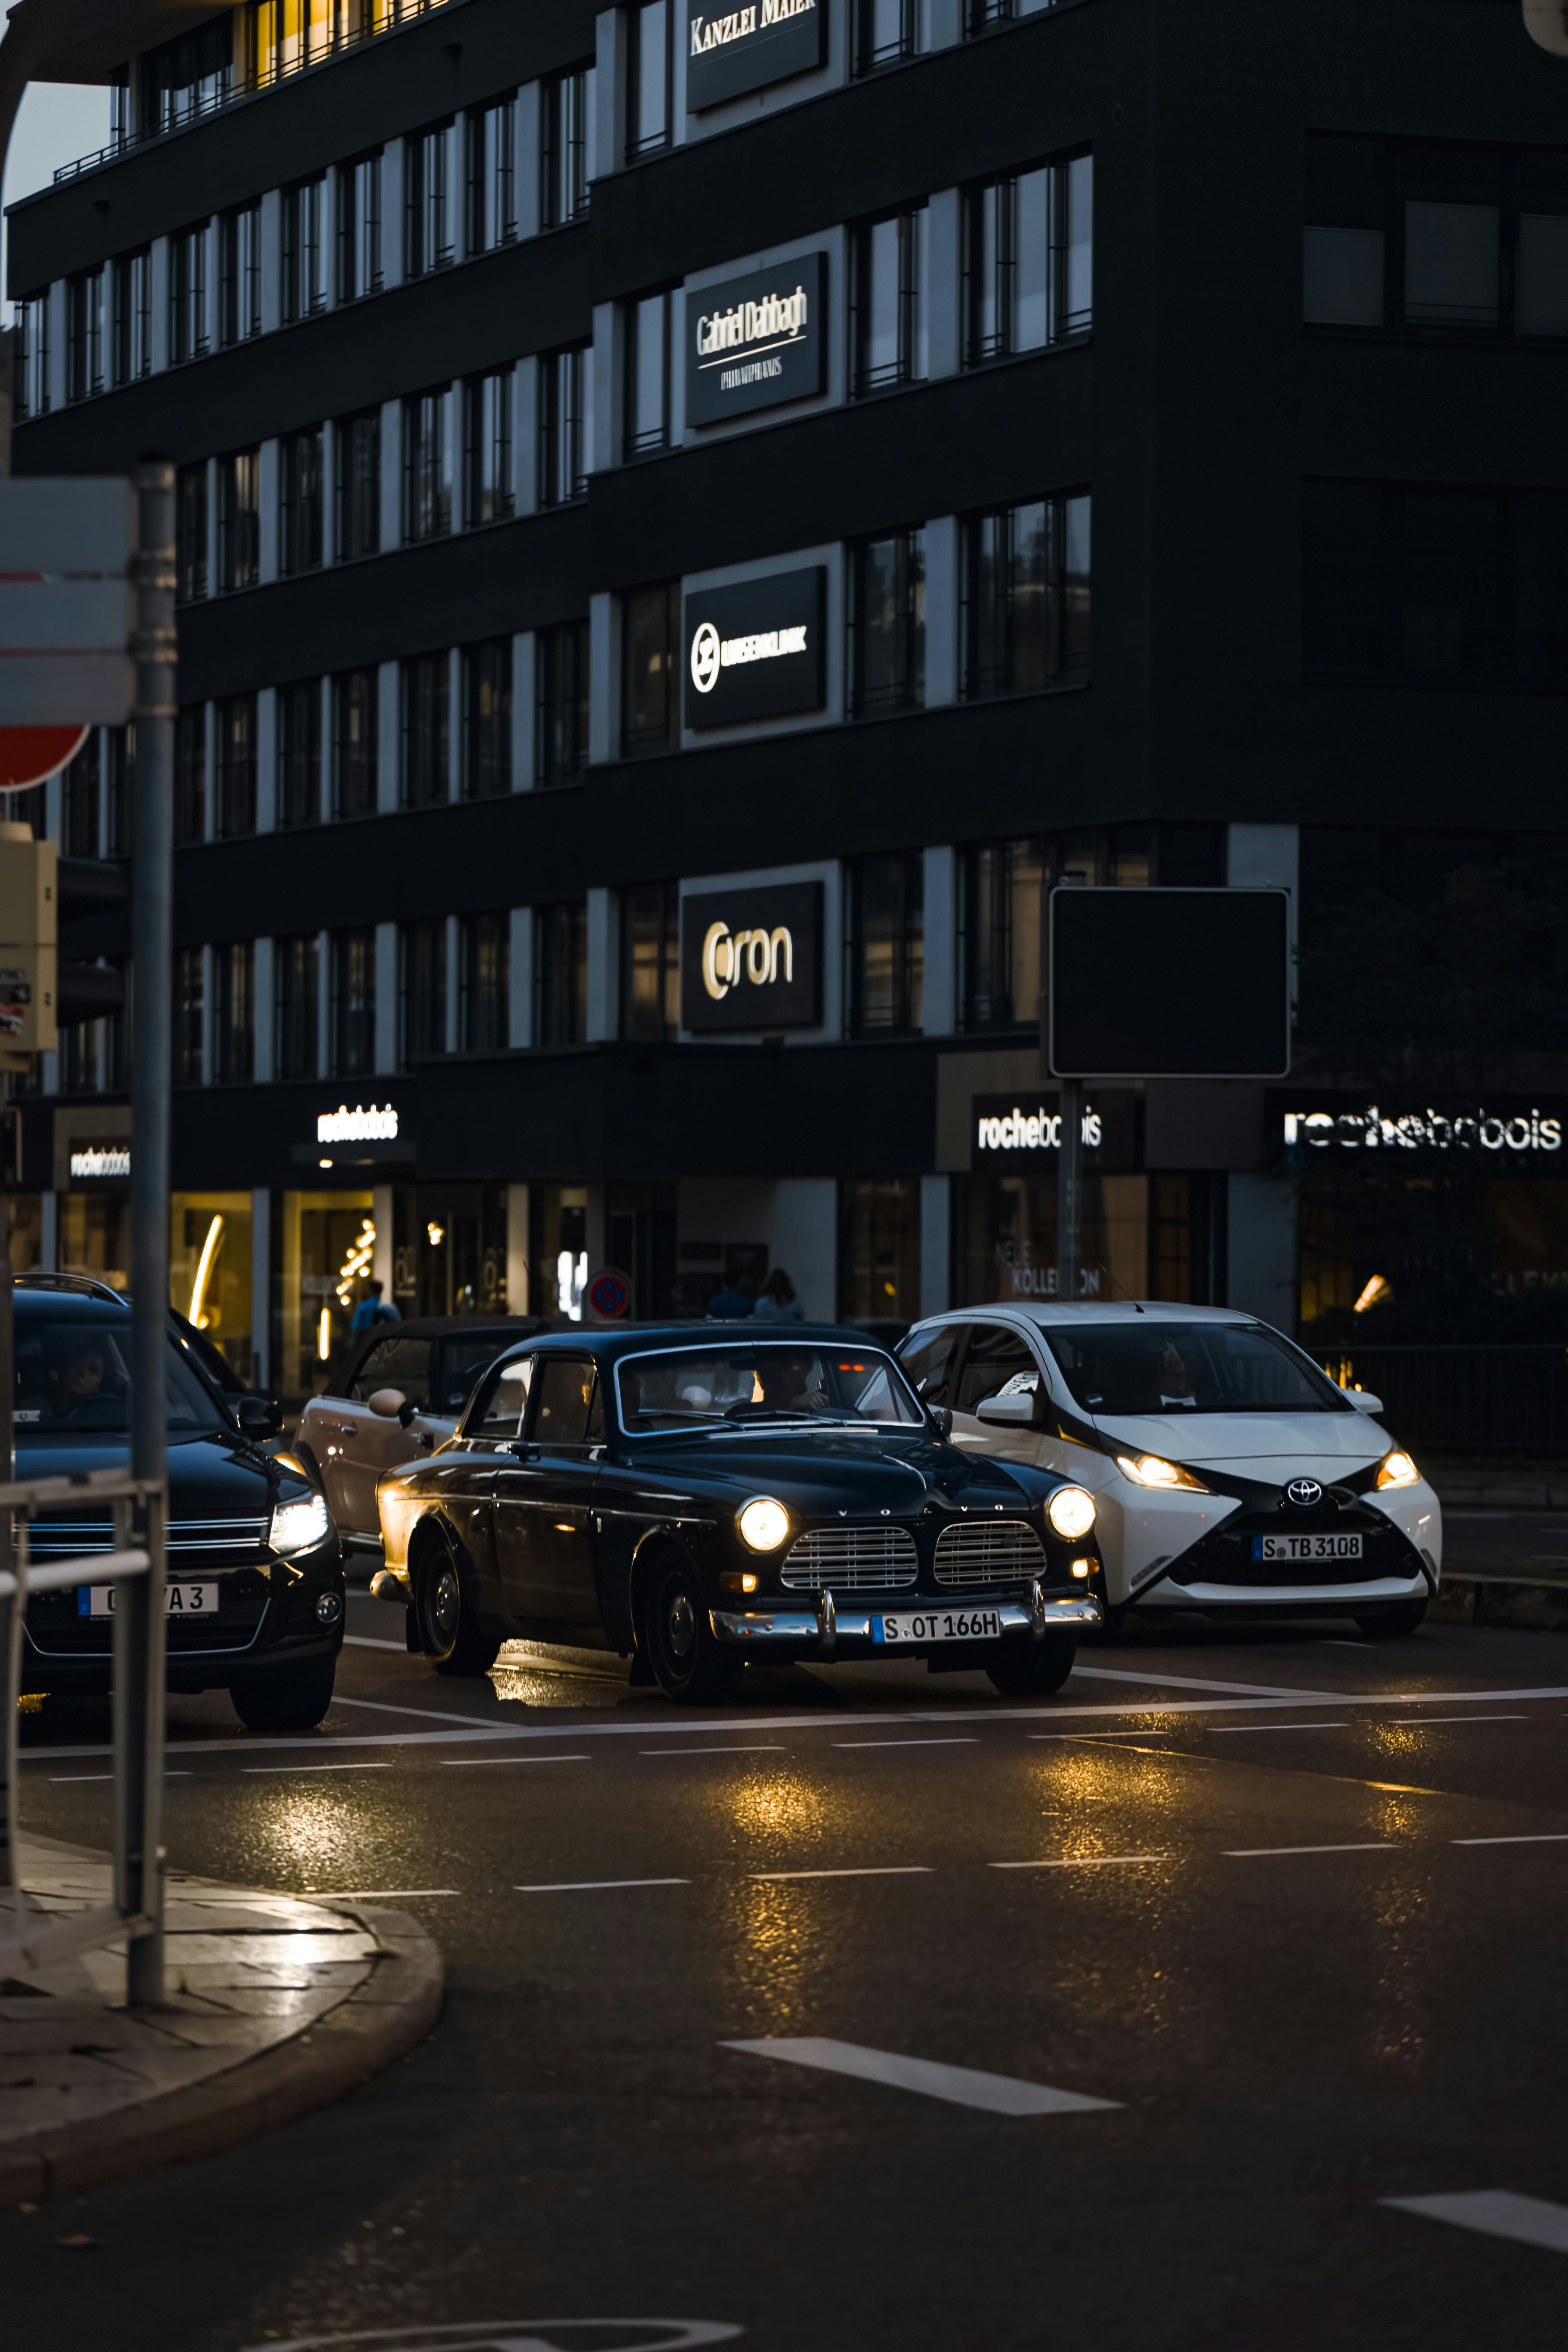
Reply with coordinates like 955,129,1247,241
711,1585,1102,1651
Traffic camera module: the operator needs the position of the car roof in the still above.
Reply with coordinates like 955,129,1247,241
495,1322,891,1363
909,1302,1260,1331
350,1315,549,1343
15,1282,129,1317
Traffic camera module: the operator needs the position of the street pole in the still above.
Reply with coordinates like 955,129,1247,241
1057,1074,1083,1308
120,459,175,2008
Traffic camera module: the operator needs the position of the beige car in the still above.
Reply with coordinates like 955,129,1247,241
294,1316,545,1552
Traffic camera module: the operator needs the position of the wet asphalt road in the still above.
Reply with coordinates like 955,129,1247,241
8,1589,1568,2352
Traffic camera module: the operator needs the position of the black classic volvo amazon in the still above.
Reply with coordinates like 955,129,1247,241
16,1280,345,1731
374,1326,1103,1702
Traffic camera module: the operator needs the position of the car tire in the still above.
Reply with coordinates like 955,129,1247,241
230,1656,337,1733
984,1633,1077,1698
644,1556,744,1705
416,1540,502,1677
1354,1600,1428,1638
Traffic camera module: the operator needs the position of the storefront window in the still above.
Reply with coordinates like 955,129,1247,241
59,1192,132,1290
170,1192,255,1383
392,1185,507,1317
838,1179,920,1325
7,1196,42,1274
529,1185,588,1320
952,1174,1148,1308
279,1189,375,1402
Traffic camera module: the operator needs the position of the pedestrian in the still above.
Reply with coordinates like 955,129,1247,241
752,1267,803,1323
350,1277,401,1333
705,1272,756,1319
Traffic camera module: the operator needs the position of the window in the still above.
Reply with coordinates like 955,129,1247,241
463,368,514,526
1302,479,1568,688
336,407,381,560
176,462,208,604
398,918,448,1066
141,10,233,131
403,386,454,542
962,492,1092,696
851,208,925,393
537,620,590,783
621,880,679,1041
462,641,511,799
539,344,592,505
168,220,208,363
275,934,319,1081
63,1012,98,1097
337,151,384,301
175,706,206,846
215,695,258,839
459,913,509,1051
961,837,1043,1030
466,95,516,253
214,941,254,1084
964,153,1092,363
349,1333,432,1407
838,1179,920,1323
406,120,454,277
112,249,151,386
67,267,107,401
535,902,588,1046
851,528,925,714
217,448,260,591
278,679,322,829
625,291,671,456
542,62,596,226
173,946,205,1086
856,0,916,75
219,202,261,343
899,1321,963,1409
401,652,450,807
282,175,327,322
107,726,135,857
333,670,379,818
953,1323,1038,1412
14,293,48,420
967,0,1060,31
621,582,680,755
279,426,325,576
628,2,670,160
63,735,101,858
331,929,377,1077
847,853,924,1035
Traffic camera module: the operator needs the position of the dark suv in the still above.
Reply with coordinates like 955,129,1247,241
15,1280,345,1731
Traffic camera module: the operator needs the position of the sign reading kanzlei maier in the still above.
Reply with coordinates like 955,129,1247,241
688,253,825,428
681,880,823,1033
687,0,824,110
684,567,825,731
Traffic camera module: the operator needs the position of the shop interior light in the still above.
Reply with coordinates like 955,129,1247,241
317,1306,331,1361
1115,1453,1210,1493
1354,1274,1392,1314
188,1212,224,1331
427,1221,445,1247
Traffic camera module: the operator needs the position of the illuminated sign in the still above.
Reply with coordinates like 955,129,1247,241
69,1145,129,1180
683,569,825,730
687,254,826,426
1284,1106,1563,1153
977,1106,1102,1155
687,0,824,109
971,1091,1137,1172
316,1103,399,1144
681,880,822,1032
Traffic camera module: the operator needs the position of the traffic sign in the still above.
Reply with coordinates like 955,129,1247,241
586,1267,633,1320
0,724,89,791
0,479,135,726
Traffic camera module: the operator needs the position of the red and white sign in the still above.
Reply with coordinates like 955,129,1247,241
0,725,89,792
587,1268,632,1320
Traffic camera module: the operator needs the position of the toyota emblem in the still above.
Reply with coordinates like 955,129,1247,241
1285,1477,1323,1508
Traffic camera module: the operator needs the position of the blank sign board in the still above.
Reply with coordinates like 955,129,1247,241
1048,888,1291,1078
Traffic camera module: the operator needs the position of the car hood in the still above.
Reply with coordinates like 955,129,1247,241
1090,1409,1387,1474
17,1428,296,1514
624,1427,1048,1516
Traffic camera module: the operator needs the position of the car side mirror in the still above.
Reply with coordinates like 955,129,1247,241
976,1390,1036,1427
1345,1388,1384,1416
368,1387,407,1421
235,1393,281,1437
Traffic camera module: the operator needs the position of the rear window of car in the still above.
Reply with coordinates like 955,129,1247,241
1042,1323,1351,1417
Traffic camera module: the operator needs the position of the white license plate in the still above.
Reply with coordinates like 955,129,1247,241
1251,1534,1364,1563
873,1607,1002,1645
79,1582,220,1618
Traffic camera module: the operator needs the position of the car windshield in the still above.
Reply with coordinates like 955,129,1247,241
616,1344,925,1431
436,1333,515,1412
14,1319,230,1435
1042,1322,1350,1418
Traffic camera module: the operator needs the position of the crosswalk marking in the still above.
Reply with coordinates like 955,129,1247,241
1384,2190,1568,2254
720,2036,1118,2116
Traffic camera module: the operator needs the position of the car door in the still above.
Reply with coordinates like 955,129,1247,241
898,1323,965,1422
493,1356,603,1628
298,1338,375,1531
948,1321,1048,1464
335,1334,434,1535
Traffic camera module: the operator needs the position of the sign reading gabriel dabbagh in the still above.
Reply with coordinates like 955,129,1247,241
687,0,824,110
684,567,826,730
688,253,826,427
681,880,824,1032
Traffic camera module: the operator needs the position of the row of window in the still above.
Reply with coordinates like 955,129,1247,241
133,3,455,141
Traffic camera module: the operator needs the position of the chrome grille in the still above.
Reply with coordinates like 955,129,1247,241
28,1516,270,1556
933,1519,1045,1588
780,1525,919,1590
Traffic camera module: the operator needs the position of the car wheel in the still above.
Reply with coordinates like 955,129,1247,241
230,1656,337,1733
984,1633,1078,1698
1354,1600,1428,1639
644,1556,744,1705
416,1538,501,1677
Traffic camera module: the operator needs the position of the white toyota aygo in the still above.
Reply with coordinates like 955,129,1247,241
897,1303,1441,1637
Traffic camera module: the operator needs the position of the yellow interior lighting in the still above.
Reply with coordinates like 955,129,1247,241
188,1212,224,1330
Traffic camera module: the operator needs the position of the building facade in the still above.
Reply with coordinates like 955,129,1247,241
7,0,1568,1398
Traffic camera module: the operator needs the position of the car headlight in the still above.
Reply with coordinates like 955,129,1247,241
1377,1449,1420,1489
1046,1486,1096,1542
738,1496,790,1552
269,1491,332,1556
1115,1452,1210,1493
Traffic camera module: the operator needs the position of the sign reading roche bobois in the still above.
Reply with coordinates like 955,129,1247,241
687,0,824,110
684,567,825,731
681,880,823,1033
688,253,826,428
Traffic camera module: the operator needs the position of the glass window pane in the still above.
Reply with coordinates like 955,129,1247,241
1404,199,1500,328
1518,212,1568,337
1011,166,1050,352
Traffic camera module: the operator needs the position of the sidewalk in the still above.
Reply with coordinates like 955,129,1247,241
1431,1467,1568,1510
0,1834,441,2207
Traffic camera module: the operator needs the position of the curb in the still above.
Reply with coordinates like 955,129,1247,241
0,1906,441,2208
1430,1574,1568,1634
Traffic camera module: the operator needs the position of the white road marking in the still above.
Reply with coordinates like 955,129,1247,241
833,1738,978,1749
1389,1715,1526,1727
244,1761,394,1774
442,1754,591,1768
330,1693,525,1730
343,1633,406,1651
516,1877,690,1892
720,2036,1119,2116
1452,1832,1568,1847
641,1745,786,1755
991,1855,1167,1870
52,1770,192,1780
1225,1842,1394,1857
1383,2189,1568,2254
308,1889,461,1898
749,1866,933,1881
1210,1723,1351,1735
1319,1639,1373,1648
1071,1663,1332,1700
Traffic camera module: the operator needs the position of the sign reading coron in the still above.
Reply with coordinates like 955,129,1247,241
317,1104,399,1144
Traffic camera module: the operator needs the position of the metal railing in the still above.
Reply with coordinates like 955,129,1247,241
0,1470,166,1988
1308,1343,1568,1460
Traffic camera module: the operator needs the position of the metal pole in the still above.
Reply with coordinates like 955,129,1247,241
1057,1075,1083,1308
122,459,175,2008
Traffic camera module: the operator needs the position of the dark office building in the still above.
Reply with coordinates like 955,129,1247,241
7,0,1568,1397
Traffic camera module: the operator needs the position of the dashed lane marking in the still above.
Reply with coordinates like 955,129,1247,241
343,1633,406,1651
244,1761,394,1774
749,1866,933,1881
991,1855,1168,1870
307,1889,461,1899
1210,1723,1350,1735
1452,1832,1568,1846
642,1745,786,1755
51,1770,191,1782
1070,1663,1333,1700
1389,1715,1528,1727
516,1877,690,1892
442,1754,591,1767
1384,2189,1568,2254
832,1738,979,1749
720,2036,1119,2116
1225,1842,1395,1857
330,1693,528,1730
